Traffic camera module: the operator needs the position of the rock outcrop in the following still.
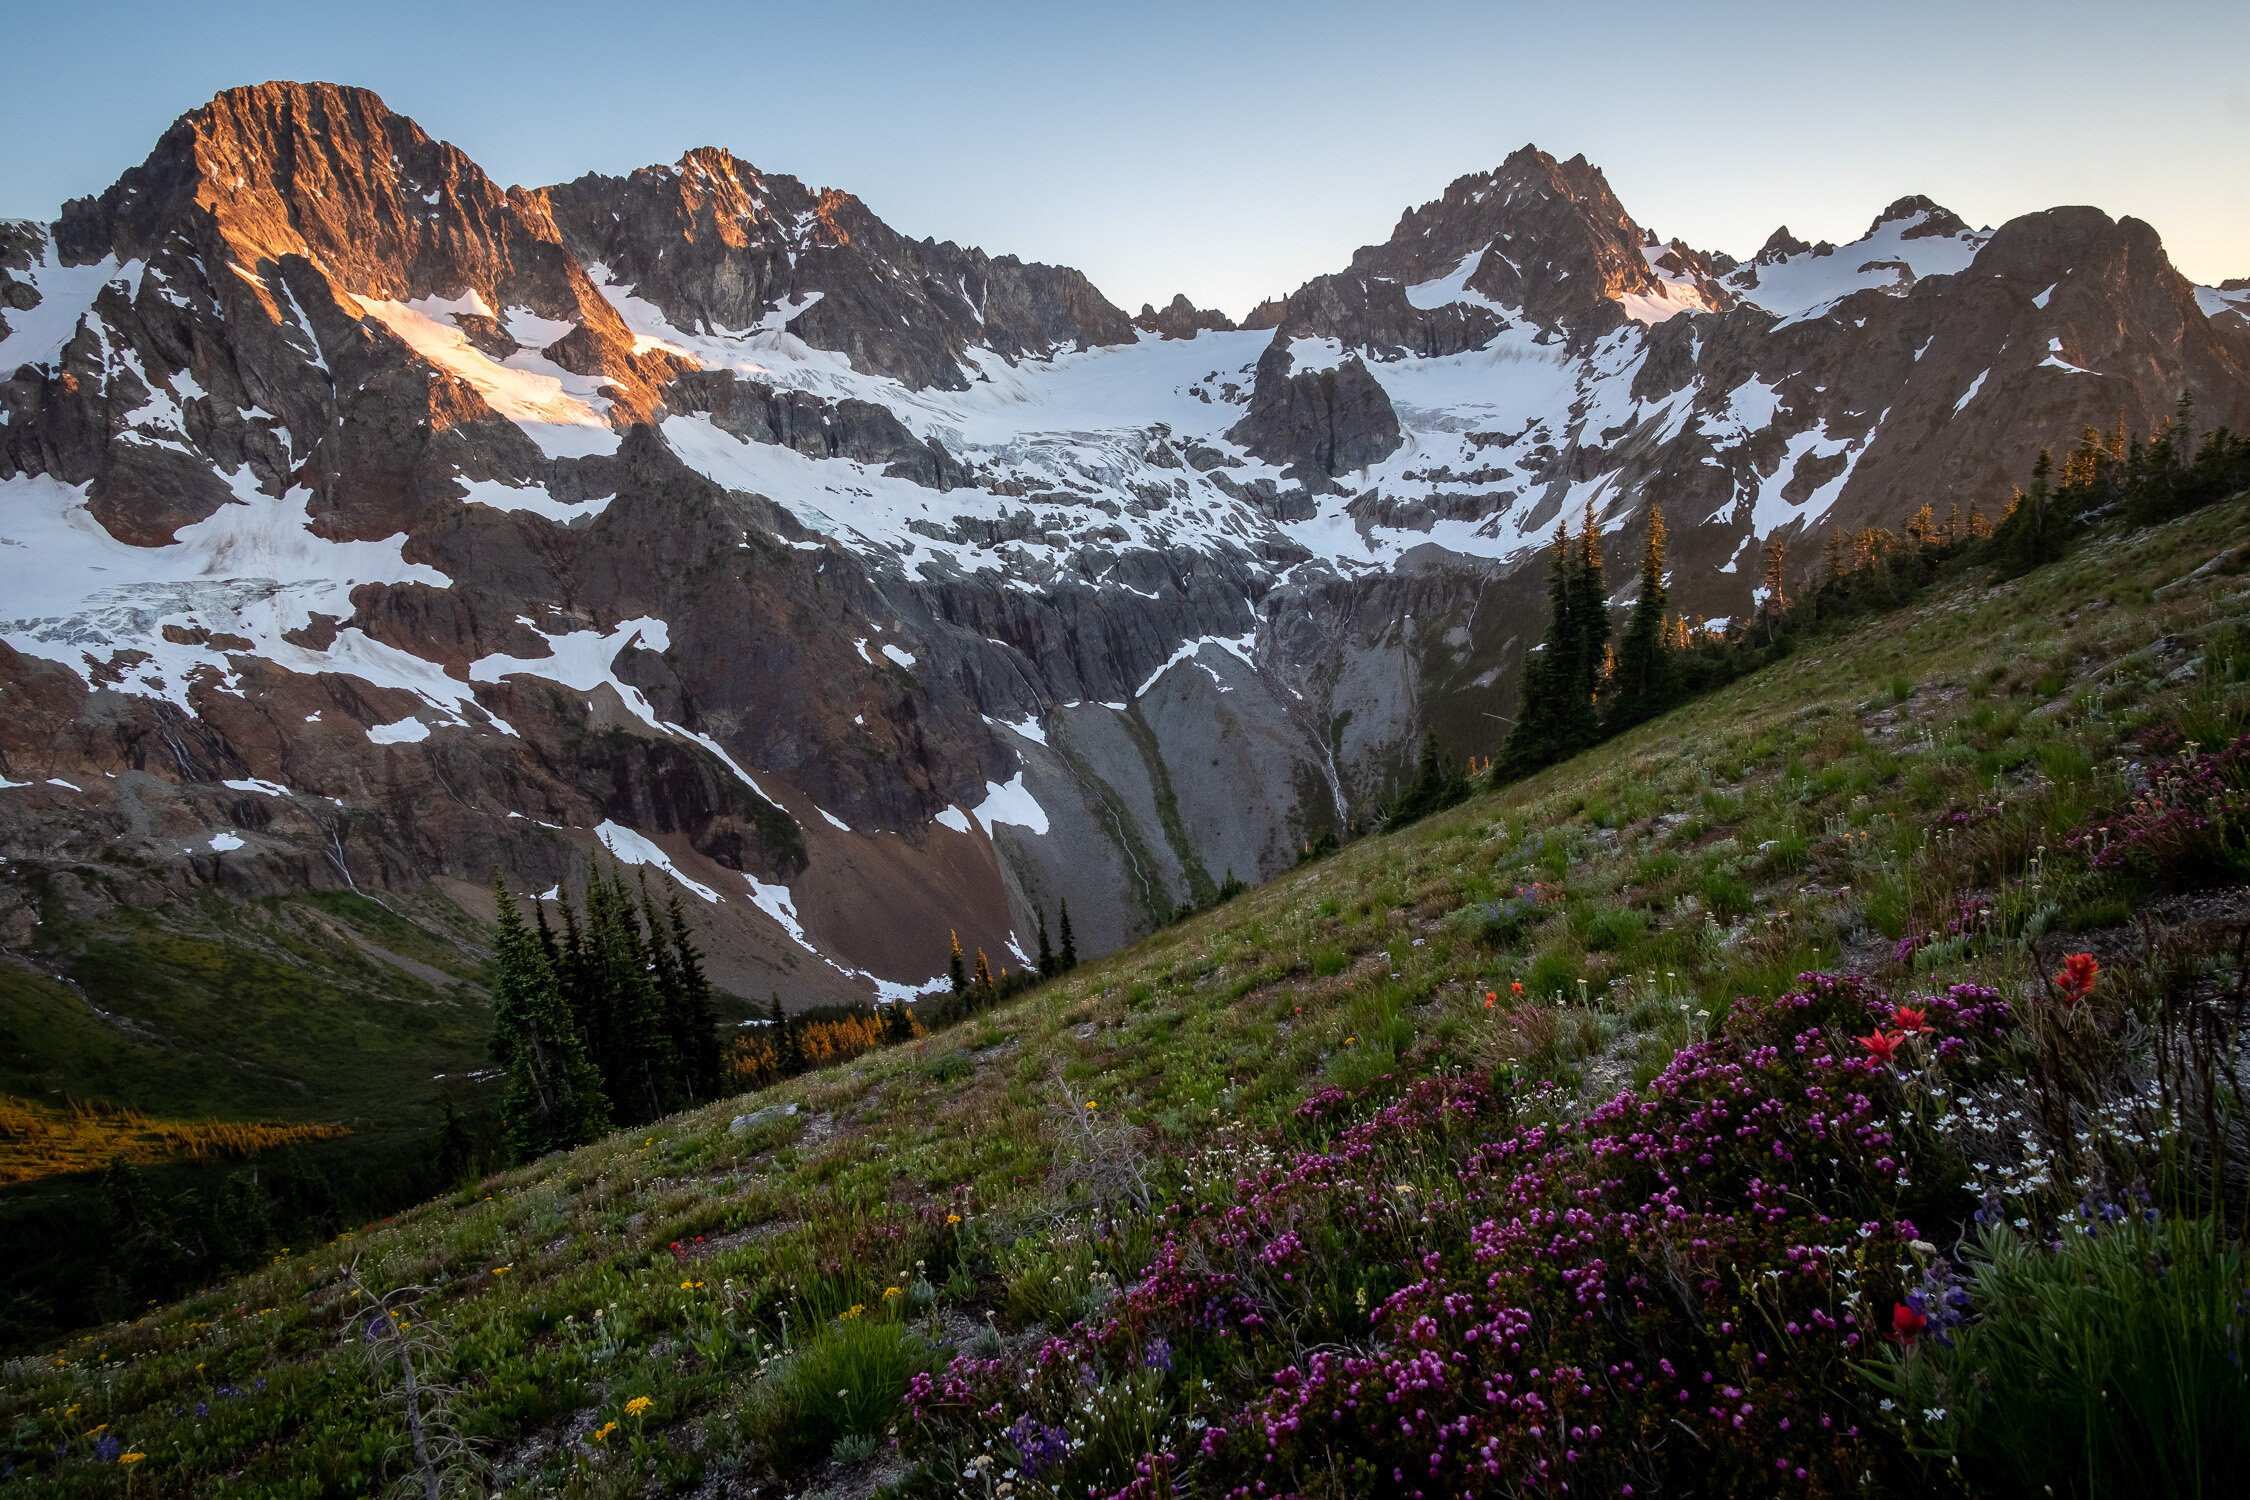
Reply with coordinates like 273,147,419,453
542,149,1136,391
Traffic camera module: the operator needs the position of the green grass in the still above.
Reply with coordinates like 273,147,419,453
4,493,2250,1494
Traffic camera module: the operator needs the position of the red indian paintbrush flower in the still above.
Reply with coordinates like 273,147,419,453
1891,1005,1932,1034
2056,952,2098,1004
1859,1030,1904,1064
1892,1301,1927,1341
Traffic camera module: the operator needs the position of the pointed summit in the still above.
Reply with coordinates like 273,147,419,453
56,81,683,426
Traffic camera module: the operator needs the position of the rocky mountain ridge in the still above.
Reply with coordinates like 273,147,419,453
2,83,2247,1118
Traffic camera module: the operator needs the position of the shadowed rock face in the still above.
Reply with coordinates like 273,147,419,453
3,83,2248,1036
1227,346,1404,484
1134,295,1237,339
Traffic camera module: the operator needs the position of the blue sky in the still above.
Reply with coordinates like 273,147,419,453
4,1,2244,316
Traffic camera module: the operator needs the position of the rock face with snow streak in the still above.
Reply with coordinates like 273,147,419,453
542,149,1136,392
4,83,2250,1065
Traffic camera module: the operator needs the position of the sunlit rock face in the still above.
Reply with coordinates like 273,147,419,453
3,84,2247,1002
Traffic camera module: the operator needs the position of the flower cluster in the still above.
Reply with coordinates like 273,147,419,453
2070,731,2250,877
912,974,2016,1498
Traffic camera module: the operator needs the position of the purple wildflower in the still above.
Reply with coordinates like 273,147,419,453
1004,1413,1070,1477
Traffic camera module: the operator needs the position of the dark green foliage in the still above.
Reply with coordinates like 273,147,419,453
434,1091,474,1185
1498,505,1610,779
581,869,674,1122
488,866,733,1152
659,890,726,1105
773,992,805,1075
1036,904,1056,978
1388,731,1472,829
1607,504,1678,731
1990,394,2247,570
1988,449,2074,577
1873,1216,2250,1498
2118,394,2250,526
487,880,611,1161
1058,899,1077,972
920,948,1045,1028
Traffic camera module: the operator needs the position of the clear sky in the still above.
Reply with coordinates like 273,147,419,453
4,1,2244,318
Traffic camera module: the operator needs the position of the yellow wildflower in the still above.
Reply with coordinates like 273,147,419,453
119,1453,146,1465
947,1213,962,1224
593,1420,618,1443
838,1303,864,1322
625,1396,653,1417
83,1424,107,1437
881,1285,901,1300
490,1265,511,1276
1085,1099,1097,1109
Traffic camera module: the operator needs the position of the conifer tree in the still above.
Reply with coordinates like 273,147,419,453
1498,506,1609,778
636,871,687,1075
948,930,968,997
1058,901,1078,972
1036,904,1056,978
1496,519,1575,779
1391,730,1470,825
487,878,609,1162
973,947,995,991
660,888,724,1103
435,1091,475,1185
1609,505,1675,730
1568,501,1611,734
772,991,805,1075
1759,536,1789,642
554,894,605,1084
884,998,915,1043
1992,449,2069,575
585,866,674,1123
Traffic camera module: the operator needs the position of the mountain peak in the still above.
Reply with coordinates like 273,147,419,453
1866,194,1972,241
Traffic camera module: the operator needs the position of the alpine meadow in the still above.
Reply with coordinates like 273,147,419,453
2,52,2250,1500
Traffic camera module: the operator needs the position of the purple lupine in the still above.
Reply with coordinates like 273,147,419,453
1004,1413,1071,1476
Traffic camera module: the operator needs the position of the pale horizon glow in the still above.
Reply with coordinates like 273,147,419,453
2,1,2244,321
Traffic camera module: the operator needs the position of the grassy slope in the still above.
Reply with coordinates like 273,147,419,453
0,887,492,1128
6,494,2247,1494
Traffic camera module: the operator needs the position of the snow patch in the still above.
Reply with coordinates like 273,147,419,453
744,875,812,945
594,820,723,904
970,772,1050,835
352,292,621,459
